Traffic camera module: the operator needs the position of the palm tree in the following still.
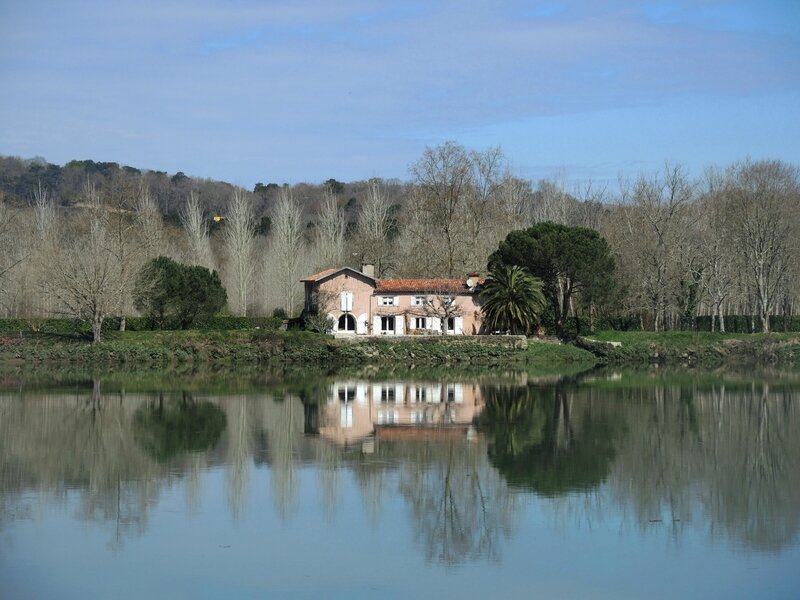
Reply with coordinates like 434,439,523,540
479,265,546,334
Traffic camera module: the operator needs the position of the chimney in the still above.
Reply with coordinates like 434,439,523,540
361,263,375,278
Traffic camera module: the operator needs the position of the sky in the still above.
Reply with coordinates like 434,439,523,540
1,0,799,190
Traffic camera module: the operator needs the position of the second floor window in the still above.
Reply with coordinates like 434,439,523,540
379,296,396,306
340,291,353,312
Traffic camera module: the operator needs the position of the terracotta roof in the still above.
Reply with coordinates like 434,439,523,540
375,278,473,294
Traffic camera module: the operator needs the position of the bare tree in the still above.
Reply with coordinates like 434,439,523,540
0,192,24,296
270,186,304,315
42,182,123,342
409,142,474,277
135,182,166,261
533,177,571,224
354,178,393,275
572,180,608,230
699,168,736,332
180,191,214,270
464,146,505,267
620,164,696,330
104,176,145,331
725,160,798,333
313,185,346,270
496,175,533,233
222,188,256,316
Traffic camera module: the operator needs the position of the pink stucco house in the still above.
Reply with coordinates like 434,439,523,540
301,265,484,335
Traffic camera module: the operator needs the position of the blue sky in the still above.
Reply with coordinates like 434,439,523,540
1,0,798,189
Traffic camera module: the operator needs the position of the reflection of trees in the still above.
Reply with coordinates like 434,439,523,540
223,397,252,520
264,395,304,519
1,386,162,549
608,381,800,551
133,393,226,462
481,384,618,495
4,376,799,559
396,439,516,565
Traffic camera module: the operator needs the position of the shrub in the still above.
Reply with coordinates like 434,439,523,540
304,314,334,334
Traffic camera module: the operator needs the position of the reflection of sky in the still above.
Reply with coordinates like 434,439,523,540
3,468,800,599
1,1,798,188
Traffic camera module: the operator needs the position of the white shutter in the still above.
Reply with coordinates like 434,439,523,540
357,313,368,334
339,292,349,312
373,315,381,334
394,296,400,306
455,316,464,335
395,316,404,335
432,317,442,332
408,317,416,330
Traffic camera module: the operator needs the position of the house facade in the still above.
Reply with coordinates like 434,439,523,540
301,265,484,336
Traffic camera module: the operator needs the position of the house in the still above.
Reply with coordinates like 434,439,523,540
300,264,484,335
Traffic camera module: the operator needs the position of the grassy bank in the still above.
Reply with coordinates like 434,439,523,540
576,331,800,367
0,329,597,373
3,328,797,373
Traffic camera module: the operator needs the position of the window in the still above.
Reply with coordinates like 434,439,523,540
380,315,395,332
380,386,396,402
415,387,427,402
414,317,427,329
340,291,353,312
412,296,430,306
379,296,396,306
446,317,455,331
338,313,356,331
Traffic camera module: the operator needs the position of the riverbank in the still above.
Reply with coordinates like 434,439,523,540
0,329,597,373
2,329,797,374
575,331,800,367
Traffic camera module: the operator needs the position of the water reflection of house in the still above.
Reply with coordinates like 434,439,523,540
314,381,484,446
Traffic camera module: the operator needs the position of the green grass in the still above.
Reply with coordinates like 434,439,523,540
6,327,795,373
579,330,800,366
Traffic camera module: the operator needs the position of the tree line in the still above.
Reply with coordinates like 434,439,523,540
0,147,798,335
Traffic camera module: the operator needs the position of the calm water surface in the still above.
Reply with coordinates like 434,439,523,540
1,369,799,599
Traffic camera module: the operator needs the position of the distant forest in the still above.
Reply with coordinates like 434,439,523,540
0,147,798,333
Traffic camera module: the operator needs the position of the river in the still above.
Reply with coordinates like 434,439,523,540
1,368,799,599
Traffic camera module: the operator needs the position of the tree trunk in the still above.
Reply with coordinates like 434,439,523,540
761,307,770,333
92,314,104,344
119,315,126,332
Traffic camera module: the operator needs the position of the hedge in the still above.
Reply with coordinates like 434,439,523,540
0,316,284,335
